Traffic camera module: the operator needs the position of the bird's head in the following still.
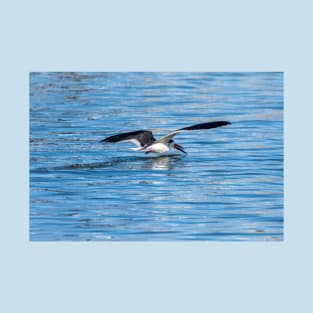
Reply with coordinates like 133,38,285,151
169,139,187,154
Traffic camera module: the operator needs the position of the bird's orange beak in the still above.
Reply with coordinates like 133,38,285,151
173,143,187,154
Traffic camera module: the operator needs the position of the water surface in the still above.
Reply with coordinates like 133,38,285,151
30,72,284,241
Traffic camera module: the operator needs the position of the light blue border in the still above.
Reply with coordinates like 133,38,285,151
1,1,311,312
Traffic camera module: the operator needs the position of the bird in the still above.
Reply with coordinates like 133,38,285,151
101,121,231,155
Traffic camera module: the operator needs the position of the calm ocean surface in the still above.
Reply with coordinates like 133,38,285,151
30,72,283,241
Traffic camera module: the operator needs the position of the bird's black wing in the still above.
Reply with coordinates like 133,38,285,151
157,120,231,144
177,121,231,131
101,130,156,147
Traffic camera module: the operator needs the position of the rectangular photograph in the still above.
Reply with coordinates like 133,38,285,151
30,72,283,241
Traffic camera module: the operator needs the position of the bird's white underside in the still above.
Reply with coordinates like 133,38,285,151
122,138,170,153
144,143,170,153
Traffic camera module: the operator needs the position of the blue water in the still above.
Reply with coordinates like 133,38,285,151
30,72,284,241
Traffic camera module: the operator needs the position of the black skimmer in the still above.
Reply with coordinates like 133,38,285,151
101,121,231,154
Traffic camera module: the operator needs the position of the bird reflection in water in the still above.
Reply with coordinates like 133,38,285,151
141,155,184,171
